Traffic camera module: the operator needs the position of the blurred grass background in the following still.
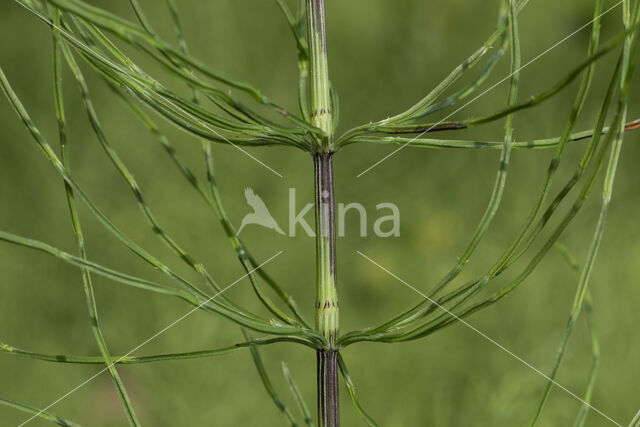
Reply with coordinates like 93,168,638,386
1,0,639,425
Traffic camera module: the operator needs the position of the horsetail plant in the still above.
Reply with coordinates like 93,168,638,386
1,0,640,425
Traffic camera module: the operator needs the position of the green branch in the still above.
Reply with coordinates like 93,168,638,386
0,395,81,427
0,337,308,365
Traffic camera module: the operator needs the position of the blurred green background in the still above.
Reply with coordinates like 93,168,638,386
1,0,639,425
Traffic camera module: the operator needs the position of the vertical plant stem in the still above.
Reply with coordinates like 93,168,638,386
307,0,333,150
314,153,338,345
308,0,338,424
314,152,339,426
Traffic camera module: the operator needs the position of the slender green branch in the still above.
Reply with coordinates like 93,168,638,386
572,290,600,427
531,82,622,422
335,0,529,145
372,105,622,344
159,0,309,327
75,21,302,145
552,244,601,427
107,71,309,328
283,362,314,427
155,6,315,424
122,1,311,140
396,85,632,344
340,0,521,343
66,3,296,327
17,2,311,150
339,8,625,345
412,32,510,119
202,144,299,326
50,0,318,134
0,65,323,340
337,355,378,426
48,0,271,105
0,337,311,364
345,119,640,150
0,230,318,339
242,330,299,427
0,395,82,427
337,19,633,148
0,64,214,301
51,8,140,426
276,0,310,121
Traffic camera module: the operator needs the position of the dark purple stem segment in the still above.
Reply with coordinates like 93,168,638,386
317,350,339,427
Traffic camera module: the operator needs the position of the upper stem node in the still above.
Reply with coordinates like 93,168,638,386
307,0,334,151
